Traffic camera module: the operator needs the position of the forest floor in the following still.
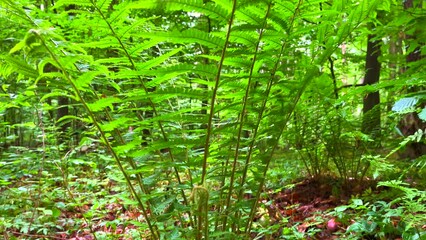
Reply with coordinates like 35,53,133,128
260,176,378,239
3,176,380,240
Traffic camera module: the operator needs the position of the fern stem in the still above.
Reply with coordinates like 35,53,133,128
223,1,273,232
91,3,193,223
243,0,304,232
244,14,348,231
201,0,237,186
243,71,277,234
35,33,160,240
214,145,232,232
19,0,151,199
246,66,320,234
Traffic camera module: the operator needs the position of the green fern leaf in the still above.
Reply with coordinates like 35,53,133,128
392,97,418,113
74,71,102,92
166,0,229,22
268,11,290,32
53,0,93,9
78,36,120,49
336,0,380,42
100,117,133,132
140,29,225,48
129,0,229,22
128,40,162,56
117,18,156,38
95,0,113,12
8,40,26,54
117,63,217,81
179,29,225,48
198,55,251,68
127,0,157,10
136,47,182,70
95,57,129,66
57,115,92,125
35,73,65,86
235,5,266,26
145,72,187,89
229,31,258,47
1,56,38,79
106,1,135,24
87,97,122,112
154,87,208,99
40,91,78,102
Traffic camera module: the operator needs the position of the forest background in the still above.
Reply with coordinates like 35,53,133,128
0,0,426,239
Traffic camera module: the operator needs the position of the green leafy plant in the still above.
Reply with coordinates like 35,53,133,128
330,180,426,239
1,0,425,239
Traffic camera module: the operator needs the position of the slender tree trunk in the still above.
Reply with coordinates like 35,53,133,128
362,34,381,143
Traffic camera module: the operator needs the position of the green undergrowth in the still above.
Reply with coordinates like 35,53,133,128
1,146,425,239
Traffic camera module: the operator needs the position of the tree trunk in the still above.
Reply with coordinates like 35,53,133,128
398,0,426,159
362,34,381,143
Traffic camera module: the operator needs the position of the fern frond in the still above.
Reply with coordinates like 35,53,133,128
39,91,78,102
95,0,113,13
169,87,210,99
140,29,225,48
131,108,205,125
35,72,65,86
78,36,121,49
129,0,229,22
165,0,229,22
145,72,187,88
95,57,129,65
136,47,182,70
53,0,92,9
117,18,156,38
261,34,283,50
128,40,162,57
113,65,185,80
74,71,103,92
1,56,38,79
198,55,251,68
127,0,158,10
229,31,258,47
100,117,134,132
117,63,217,81
335,0,380,43
87,96,122,112
212,0,232,11
268,12,290,32
107,1,132,24
125,89,207,106
56,115,92,125
235,4,266,26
